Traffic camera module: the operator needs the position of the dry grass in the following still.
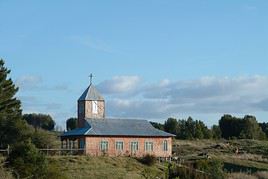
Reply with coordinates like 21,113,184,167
255,171,268,179
48,156,167,179
0,164,13,179
228,171,268,179
228,173,257,179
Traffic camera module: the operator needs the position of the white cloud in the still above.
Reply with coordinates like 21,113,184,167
104,75,268,119
98,76,141,94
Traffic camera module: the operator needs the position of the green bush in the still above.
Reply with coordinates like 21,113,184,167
168,159,225,179
6,141,48,179
31,128,60,148
195,159,225,179
139,154,157,166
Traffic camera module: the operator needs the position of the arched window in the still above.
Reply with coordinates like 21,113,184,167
163,140,168,151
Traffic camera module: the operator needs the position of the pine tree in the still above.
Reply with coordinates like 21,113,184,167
0,59,21,118
0,59,32,148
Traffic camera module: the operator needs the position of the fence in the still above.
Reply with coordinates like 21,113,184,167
38,148,86,156
0,145,9,156
0,146,86,156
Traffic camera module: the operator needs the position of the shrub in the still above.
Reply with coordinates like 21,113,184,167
6,141,48,179
139,154,156,166
195,159,225,179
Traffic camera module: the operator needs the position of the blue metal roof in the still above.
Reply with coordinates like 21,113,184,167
78,84,104,101
61,118,175,137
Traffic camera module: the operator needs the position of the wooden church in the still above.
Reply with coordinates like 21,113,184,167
61,77,174,157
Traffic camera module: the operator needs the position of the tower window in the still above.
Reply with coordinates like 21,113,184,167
92,101,98,114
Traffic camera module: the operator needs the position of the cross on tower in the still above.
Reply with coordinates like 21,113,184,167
89,73,93,85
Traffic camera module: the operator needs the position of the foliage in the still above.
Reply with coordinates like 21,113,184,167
23,113,55,131
211,125,221,139
163,117,212,140
168,159,224,179
164,118,179,135
195,159,225,179
66,117,77,131
31,128,60,148
0,59,22,119
259,122,268,138
150,121,164,130
0,59,32,148
219,114,266,140
138,154,156,166
6,141,48,179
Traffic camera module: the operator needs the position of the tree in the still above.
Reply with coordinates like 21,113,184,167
164,118,178,135
31,129,60,148
6,141,48,179
23,113,55,131
239,115,266,140
0,59,32,148
150,121,164,130
219,114,243,139
211,125,221,139
259,122,268,138
66,117,77,131
0,59,21,119
219,114,265,140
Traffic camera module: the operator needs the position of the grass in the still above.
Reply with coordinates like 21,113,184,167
173,139,268,173
48,156,167,179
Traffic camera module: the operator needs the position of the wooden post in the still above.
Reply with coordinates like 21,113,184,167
73,140,75,149
7,145,10,156
65,139,68,149
61,140,63,149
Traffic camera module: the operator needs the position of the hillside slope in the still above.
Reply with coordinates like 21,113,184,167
48,156,167,179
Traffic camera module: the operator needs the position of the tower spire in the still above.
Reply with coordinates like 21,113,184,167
89,73,93,85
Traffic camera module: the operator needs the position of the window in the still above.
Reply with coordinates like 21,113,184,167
115,141,124,151
130,141,139,152
79,139,85,149
163,140,168,151
145,142,153,152
92,101,98,114
100,141,108,152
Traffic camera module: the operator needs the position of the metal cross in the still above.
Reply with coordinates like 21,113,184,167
89,73,93,85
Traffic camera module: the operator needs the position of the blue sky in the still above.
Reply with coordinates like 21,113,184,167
1,0,268,129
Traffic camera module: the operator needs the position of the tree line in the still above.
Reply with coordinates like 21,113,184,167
151,115,268,140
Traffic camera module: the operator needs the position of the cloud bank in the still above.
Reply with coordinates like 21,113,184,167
100,75,268,119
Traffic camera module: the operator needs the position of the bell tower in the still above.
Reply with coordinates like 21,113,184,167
77,74,105,128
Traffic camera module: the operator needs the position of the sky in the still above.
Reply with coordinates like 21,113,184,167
1,0,268,129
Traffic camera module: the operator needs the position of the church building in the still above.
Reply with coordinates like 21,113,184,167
61,78,175,157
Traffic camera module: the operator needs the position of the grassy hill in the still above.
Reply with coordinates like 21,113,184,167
48,156,167,179
173,139,268,177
